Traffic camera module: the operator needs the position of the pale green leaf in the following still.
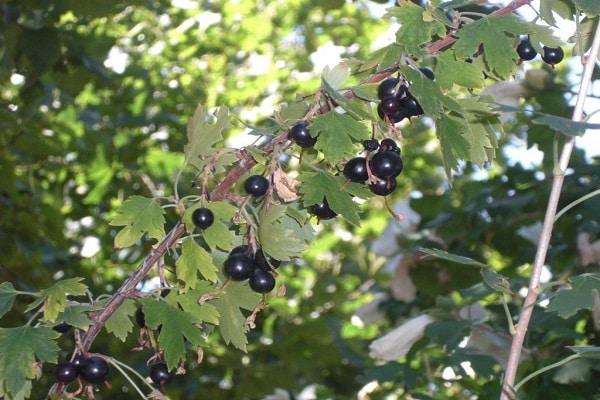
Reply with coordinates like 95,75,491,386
165,283,220,325
310,112,370,164
321,78,371,120
258,205,311,261
419,247,488,268
176,237,219,291
213,282,260,351
184,105,230,170
57,305,92,331
387,3,446,54
34,278,88,323
105,299,137,342
435,51,484,90
109,196,165,248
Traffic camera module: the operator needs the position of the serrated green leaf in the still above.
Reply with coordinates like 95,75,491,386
0,326,59,398
387,3,446,54
258,205,311,261
57,304,92,331
299,171,362,226
213,282,260,351
351,83,379,102
400,66,462,117
0,282,17,320
435,51,484,90
321,78,372,120
547,274,600,318
322,62,351,89
105,299,136,342
573,0,600,16
540,0,574,26
141,299,204,370
278,102,310,124
377,43,402,72
310,112,369,164
436,114,471,178
184,105,230,169
165,283,220,325
183,201,237,251
33,278,88,323
419,247,487,268
109,196,165,248
176,237,219,290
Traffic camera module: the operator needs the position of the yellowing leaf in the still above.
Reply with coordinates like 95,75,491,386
176,237,219,290
109,196,165,248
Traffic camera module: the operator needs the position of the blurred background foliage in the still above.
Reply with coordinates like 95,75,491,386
0,0,599,399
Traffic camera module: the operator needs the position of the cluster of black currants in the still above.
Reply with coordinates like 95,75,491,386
377,72,428,124
55,354,109,385
223,245,279,293
517,37,564,66
344,138,403,196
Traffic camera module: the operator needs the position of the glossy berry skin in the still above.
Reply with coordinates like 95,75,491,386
380,138,400,154
255,248,281,270
399,95,424,117
289,122,316,148
72,354,87,372
55,362,78,384
370,151,403,179
249,269,276,293
308,198,337,220
53,321,72,334
223,254,254,281
343,157,368,182
191,207,214,229
380,97,401,115
135,308,146,328
542,46,564,66
377,103,407,124
419,67,435,80
80,356,109,384
244,175,269,197
377,77,402,99
150,363,174,385
362,139,379,151
517,38,537,61
369,178,397,196
230,245,250,256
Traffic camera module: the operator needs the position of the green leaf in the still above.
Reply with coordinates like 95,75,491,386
105,299,136,342
436,114,471,177
553,358,592,384
322,62,351,90
184,105,230,169
351,83,379,102
568,346,600,359
310,112,370,164
258,205,311,261
183,201,237,251
34,278,88,323
573,0,600,16
539,0,574,27
109,196,165,248
0,326,59,398
0,282,17,320
547,274,600,318
165,284,220,325
387,3,446,54
213,282,260,351
57,305,92,331
400,66,462,117
418,247,488,268
435,51,484,90
481,268,512,294
299,171,361,226
141,299,204,370
176,237,219,290
321,78,372,120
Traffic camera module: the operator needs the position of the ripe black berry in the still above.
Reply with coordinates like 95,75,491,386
223,254,253,281
290,122,317,148
343,157,368,183
370,151,403,179
308,198,337,220
399,95,424,117
72,354,87,372
377,77,405,99
150,362,174,385
380,97,401,115
249,269,276,293
362,139,379,151
53,321,72,334
230,245,250,256
419,67,435,80
135,308,146,328
542,46,564,66
191,207,214,229
380,138,400,154
369,178,397,196
244,175,269,197
255,248,281,270
517,38,537,61
55,362,78,384
377,103,407,124
80,356,109,384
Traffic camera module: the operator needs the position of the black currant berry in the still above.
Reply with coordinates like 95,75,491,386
399,95,424,117
377,77,403,99
53,321,72,334
542,46,564,66
191,207,214,230
419,67,435,80
377,103,407,124
135,308,146,328
80,356,109,384
289,122,317,148
380,97,401,115
343,157,368,183
244,175,269,197
249,269,276,293
72,354,87,372
370,151,403,179
362,139,379,151
230,245,250,256
55,362,78,384
380,138,400,154
516,38,537,61
223,254,254,281
150,362,174,385
308,198,337,220
369,178,397,196
255,248,281,270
